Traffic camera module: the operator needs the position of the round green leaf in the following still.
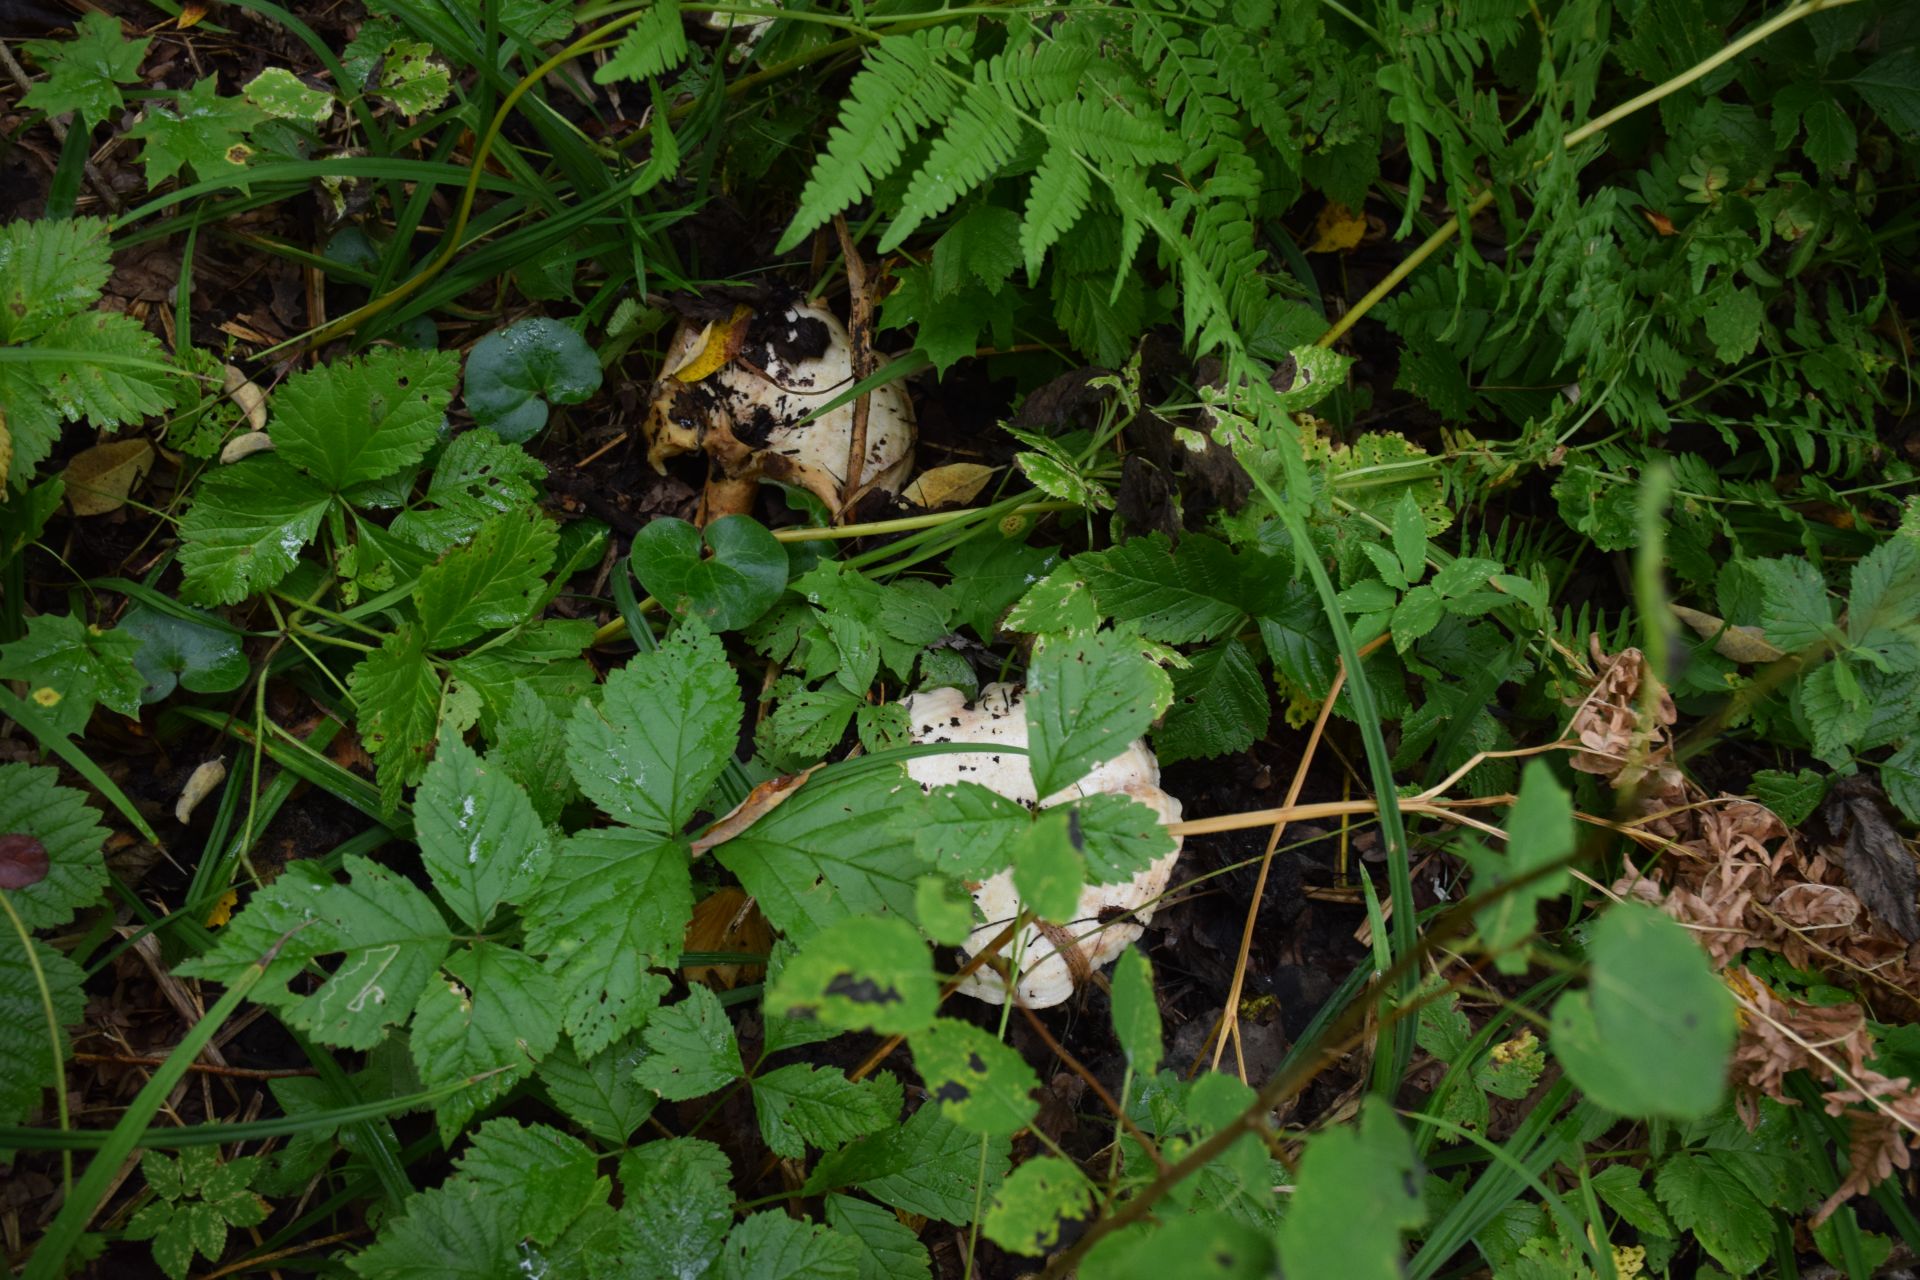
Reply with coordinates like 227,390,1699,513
910,1017,1039,1136
118,606,248,702
631,515,787,632
463,318,603,443
1549,904,1735,1119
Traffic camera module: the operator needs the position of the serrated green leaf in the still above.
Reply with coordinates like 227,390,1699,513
451,1118,602,1245
273,348,459,491
1881,741,1920,824
462,318,604,443
179,855,450,1050
0,612,142,738
1111,947,1162,1071
1751,556,1834,652
0,762,109,930
1591,1164,1674,1239
1025,629,1171,798
752,1065,903,1159
31,309,175,431
1549,904,1735,1119
415,508,558,649
1274,1097,1424,1278
764,914,938,1035
485,682,576,824
21,12,151,129
1458,760,1574,972
942,535,1059,640
0,216,111,344
1013,806,1085,922
389,431,546,554
1005,562,1103,637
714,766,925,939
1156,638,1268,764
1081,1212,1276,1279
538,1035,658,1143
348,623,442,811
1074,534,1274,643
633,984,743,1100
415,736,551,929
127,76,263,187
176,456,333,604
566,619,741,836
910,1017,1038,1136
1748,767,1826,827
617,1137,734,1278
0,934,86,1126
914,781,1029,880
1653,1152,1772,1274
411,941,562,1139
824,1195,932,1280
720,1211,861,1280
984,1156,1094,1256
807,1105,1011,1223
523,829,686,1056
348,1176,520,1279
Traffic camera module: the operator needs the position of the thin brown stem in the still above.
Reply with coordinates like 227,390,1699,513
69,1052,317,1081
1014,999,1168,1173
832,214,876,522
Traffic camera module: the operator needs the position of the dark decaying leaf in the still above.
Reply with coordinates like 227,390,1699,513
0,834,50,889
1822,775,1920,942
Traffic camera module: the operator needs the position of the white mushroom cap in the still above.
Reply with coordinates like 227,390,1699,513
901,683,1183,1007
644,302,915,513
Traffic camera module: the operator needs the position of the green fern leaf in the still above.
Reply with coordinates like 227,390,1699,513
593,1,688,85
777,29,972,253
1020,142,1093,279
1131,13,1240,149
1040,99,1182,167
879,76,1024,253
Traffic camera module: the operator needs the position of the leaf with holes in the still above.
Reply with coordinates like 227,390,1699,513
909,1017,1039,1136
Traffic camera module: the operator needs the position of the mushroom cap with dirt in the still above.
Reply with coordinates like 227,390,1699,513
901,683,1183,1008
643,301,915,520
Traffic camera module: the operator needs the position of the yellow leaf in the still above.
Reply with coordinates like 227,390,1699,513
62,438,155,517
1309,202,1367,253
1669,604,1785,664
666,305,753,383
178,4,207,26
901,462,996,509
0,406,11,490
206,888,238,928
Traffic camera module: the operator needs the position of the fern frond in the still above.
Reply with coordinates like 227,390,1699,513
776,28,973,252
1021,142,1093,279
878,75,1024,253
1130,13,1240,150
1041,99,1182,167
986,38,1090,112
592,1,687,85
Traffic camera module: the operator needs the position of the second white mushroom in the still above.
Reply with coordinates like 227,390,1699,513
901,684,1183,1008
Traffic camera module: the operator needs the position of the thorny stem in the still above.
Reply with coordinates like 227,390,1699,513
1314,0,1860,348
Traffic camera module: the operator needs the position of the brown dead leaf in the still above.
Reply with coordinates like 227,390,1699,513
1822,776,1920,941
901,462,995,510
1,407,12,490
1309,202,1367,253
178,4,207,27
223,364,268,431
1670,604,1786,664
63,438,155,516
689,762,825,856
0,834,50,889
219,431,275,464
1638,206,1678,236
683,888,772,989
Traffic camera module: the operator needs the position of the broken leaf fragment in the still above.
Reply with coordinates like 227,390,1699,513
244,68,334,123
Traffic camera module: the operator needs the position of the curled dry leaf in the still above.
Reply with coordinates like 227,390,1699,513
1670,604,1786,664
901,462,996,510
63,438,155,516
174,757,228,825
689,762,824,857
222,363,268,431
219,431,275,464
0,833,50,889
